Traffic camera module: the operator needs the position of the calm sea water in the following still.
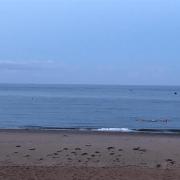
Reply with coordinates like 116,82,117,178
0,84,180,132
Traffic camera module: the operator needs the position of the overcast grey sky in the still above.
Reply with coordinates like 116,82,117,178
0,0,180,85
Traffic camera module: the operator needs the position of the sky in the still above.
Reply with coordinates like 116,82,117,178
0,0,180,85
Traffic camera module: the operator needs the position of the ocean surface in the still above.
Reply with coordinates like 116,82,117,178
0,84,180,132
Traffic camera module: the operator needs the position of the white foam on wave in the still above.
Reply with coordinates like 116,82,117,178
97,128,133,132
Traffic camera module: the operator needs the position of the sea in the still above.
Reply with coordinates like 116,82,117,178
0,84,180,133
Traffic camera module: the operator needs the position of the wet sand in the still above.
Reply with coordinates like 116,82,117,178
0,130,180,179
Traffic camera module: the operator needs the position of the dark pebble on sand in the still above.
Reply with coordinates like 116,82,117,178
24,155,30,157
166,159,175,165
107,147,114,150
95,151,100,154
133,147,140,151
166,159,173,162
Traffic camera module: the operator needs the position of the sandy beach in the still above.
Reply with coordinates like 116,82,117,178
0,130,180,180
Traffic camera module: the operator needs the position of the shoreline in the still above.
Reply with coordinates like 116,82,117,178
0,127,180,135
0,129,180,179
1,128,180,136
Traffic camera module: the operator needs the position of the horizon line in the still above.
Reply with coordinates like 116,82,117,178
0,82,179,87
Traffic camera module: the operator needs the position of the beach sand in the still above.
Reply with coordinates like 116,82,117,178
0,130,180,179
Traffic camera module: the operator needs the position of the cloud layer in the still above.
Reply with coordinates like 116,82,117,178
0,60,57,70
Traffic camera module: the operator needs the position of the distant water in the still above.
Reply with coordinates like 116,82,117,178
0,84,180,133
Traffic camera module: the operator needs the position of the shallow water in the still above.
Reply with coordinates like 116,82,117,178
0,84,180,132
